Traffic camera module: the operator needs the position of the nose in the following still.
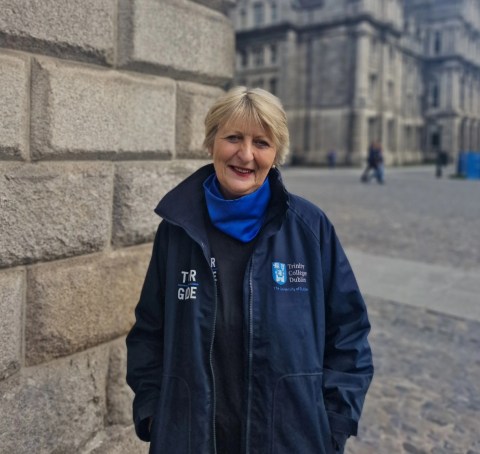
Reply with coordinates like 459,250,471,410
238,138,254,161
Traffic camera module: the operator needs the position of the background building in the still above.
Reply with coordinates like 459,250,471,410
230,0,480,165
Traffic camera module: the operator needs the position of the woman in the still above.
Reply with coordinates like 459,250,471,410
126,87,373,454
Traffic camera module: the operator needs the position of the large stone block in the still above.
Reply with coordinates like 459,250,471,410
118,0,234,85
0,52,28,160
0,162,113,267
0,346,109,454
25,245,151,366
31,58,176,160
176,82,224,158
0,0,116,65
0,269,24,380
113,160,206,246
106,338,133,426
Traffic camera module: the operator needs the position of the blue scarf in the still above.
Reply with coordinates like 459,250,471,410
203,173,271,242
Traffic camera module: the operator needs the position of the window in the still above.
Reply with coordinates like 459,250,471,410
368,117,378,143
389,45,395,65
371,37,378,56
253,78,264,88
434,31,442,55
271,2,277,22
253,47,264,66
469,82,474,112
253,2,264,26
388,120,395,151
296,0,325,7
406,94,413,116
416,127,423,151
388,81,395,105
431,82,439,108
405,126,412,149
240,9,247,28
239,49,248,67
416,26,422,40
270,44,277,64
269,77,278,95
369,74,378,99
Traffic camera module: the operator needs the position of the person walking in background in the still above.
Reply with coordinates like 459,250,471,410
361,140,384,184
435,148,448,178
126,87,374,454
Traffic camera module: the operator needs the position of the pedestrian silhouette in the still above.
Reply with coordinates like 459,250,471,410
361,141,384,184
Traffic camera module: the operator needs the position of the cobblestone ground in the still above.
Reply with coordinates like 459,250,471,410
283,166,480,271
347,297,480,454
283,166,480,453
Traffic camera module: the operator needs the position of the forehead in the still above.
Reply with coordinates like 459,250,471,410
219,118,270,137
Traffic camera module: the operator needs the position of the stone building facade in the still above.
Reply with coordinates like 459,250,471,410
230,0,480,165
0,1,233,453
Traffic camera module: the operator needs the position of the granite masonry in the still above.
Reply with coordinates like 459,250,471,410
0,0,234,452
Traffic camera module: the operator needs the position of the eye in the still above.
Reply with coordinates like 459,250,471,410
225,135,240,143
254,139,270,149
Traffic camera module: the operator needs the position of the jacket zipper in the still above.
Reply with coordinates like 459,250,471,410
245,258,254,454
204,242,218,454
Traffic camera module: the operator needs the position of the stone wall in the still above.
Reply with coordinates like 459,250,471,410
0,1,234,452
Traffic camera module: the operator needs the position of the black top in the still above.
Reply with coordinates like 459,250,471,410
206,214,256,454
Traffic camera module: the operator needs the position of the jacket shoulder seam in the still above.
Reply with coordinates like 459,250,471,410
288,196,322,243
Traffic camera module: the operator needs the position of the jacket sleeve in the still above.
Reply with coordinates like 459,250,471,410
320,217,374,437
126,223,167,441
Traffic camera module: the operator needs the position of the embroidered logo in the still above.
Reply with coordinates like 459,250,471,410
272,262,287,285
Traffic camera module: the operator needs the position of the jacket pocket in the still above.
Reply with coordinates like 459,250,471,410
271,373,334,454
150,375,191,454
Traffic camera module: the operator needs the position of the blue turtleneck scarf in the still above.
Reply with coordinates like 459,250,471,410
203,173,271,243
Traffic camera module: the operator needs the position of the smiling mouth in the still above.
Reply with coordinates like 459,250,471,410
230,166,254,175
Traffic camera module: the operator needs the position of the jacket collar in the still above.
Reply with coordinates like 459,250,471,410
155,163,289,245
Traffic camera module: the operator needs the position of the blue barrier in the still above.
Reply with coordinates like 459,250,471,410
458,152,480,179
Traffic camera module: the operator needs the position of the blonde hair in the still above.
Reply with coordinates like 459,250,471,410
203,86,290,165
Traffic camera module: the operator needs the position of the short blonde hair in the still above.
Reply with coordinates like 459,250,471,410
203,86,290,165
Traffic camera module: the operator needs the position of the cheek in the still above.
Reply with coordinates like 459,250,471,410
257,151,276,170
212,143,234,163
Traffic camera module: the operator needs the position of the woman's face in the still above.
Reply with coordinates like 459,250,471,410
210,121,277,199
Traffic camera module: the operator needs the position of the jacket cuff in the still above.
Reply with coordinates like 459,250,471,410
134,398,158,442
331,431,348,453
327,411,358,436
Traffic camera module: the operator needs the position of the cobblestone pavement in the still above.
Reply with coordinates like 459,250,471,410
347,297,480,454
282,166,480,271
282,166,480,453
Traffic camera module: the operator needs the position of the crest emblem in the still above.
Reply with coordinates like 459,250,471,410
272,262,287,285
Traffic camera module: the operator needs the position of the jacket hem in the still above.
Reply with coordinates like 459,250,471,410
327,411,358,436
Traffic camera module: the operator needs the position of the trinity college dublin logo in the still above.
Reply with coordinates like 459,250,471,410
272,262,287,285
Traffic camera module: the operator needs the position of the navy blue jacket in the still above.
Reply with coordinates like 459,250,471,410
126,164,373,454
